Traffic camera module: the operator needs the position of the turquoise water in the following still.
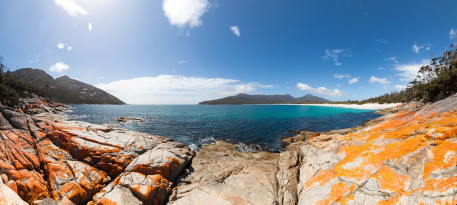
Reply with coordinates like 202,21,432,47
64,105,380,152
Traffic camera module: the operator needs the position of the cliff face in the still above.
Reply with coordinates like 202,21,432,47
170,94,457,205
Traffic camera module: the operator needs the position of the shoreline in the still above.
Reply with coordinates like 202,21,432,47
5,95,457,204
298,102,402,110
199,103,402,110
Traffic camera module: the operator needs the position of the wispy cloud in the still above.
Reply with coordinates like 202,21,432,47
230,26,240,37
323,49,351,66
412,43,424,54
333,74,351,79
96,75,273,104
57,42,72,50
394,59,430,81
333,74,359,84
162,0,210,28
177,60,188,64
376,38,388,44
50,62,69,73
384,56,399,63
54,0,88,17
348,77,359,84
369,76,391,85
296,83,344,97
450,28,457,41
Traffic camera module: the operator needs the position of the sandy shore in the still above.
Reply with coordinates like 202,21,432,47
302,103,402,110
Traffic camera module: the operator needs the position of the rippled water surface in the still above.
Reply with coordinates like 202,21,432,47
64,105,381,151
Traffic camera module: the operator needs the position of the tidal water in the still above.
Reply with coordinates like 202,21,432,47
63,105,380,152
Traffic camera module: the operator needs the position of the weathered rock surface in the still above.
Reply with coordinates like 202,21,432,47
0,176,28,205
296,94,457,204
0,99,195,204
168,142,300,205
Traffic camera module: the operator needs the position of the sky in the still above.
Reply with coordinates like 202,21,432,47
0,0,456,104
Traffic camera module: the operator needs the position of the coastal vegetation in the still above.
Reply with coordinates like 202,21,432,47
363,44,457,104
0,57,45,106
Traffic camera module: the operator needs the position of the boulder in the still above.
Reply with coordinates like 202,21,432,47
0,105,194,204
168,141,299,205
0,176,28,205
117,117,144,123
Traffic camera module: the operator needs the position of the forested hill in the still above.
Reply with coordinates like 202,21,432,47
10,68,125,105
199,93,330,105
363,45,457,104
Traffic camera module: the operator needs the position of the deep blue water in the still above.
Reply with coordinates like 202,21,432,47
63,105,380,152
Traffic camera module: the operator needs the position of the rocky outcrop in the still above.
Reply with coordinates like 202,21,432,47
0,100,195,204
170,94,457,205
0,175,28,205
3,94,457,204
296,95,457,204
117,117,144,123
168,141,300,205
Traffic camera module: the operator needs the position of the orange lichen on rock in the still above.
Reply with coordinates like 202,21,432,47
130,157,182,179
316,182,356,205
372,165,409,193
304,169,337,191
423,140,457,178
300,103,457,204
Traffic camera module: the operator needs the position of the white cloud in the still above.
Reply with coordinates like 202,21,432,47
230,26,240,37
96,75,273,104
426,46,431,51
348,77,359,84
394,85,407,91
369,76,391,85
67,46,72,51
450,28,457,40
177,60,188,64
54,0,88,17
333,74,351,79
162,0,210,28
378,67,385,70
394,59,430,81
412,43,424,54
296,83,313,91
57,43,65,49
384,56,399,63
323,49,351,66
296,83,344,97
88,22,93,31
50,62,70,73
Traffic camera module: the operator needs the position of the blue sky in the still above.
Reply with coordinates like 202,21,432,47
1,0,456,104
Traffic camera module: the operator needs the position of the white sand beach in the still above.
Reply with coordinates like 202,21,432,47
303,103,402,110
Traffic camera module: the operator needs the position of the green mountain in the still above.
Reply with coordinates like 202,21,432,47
199,93,330,105
10,68,125,104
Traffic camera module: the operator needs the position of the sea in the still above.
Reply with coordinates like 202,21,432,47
63,104,381,152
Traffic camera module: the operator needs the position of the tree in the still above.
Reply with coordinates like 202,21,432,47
0,56,4,84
